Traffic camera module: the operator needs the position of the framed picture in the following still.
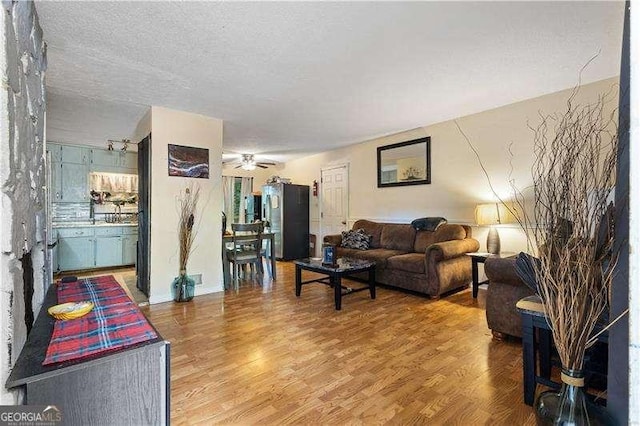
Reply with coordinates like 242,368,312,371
377,137,431,188
168,144,209,178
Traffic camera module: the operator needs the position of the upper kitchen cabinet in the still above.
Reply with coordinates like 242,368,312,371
91,149,119,169
49,143,90,202
48,143,62,163
49,143,88,164
61,145,89,164
59,163,89,202
90,149,138,174
121,152,138,171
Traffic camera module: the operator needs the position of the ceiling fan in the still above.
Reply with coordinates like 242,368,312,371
223,154,276,171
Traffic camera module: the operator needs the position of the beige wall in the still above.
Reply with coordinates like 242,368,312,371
278,77,619,253
148,106,224,303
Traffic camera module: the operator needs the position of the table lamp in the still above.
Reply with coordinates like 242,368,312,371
475,202,517,254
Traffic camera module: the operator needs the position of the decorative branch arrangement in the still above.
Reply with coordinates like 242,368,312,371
520,86,621,372
458,82,627,376
178,184,200,274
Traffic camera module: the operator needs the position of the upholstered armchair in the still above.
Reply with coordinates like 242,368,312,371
484,256,536,339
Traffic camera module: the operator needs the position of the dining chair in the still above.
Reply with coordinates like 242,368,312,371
226,222,265,289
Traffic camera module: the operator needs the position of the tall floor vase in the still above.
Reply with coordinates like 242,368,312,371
172,270,195,302
535,368,614,425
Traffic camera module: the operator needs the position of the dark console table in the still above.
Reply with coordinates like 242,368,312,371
517,295,608,406
6,285,170,425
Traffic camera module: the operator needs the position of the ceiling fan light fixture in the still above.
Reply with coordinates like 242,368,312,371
241,154,256,171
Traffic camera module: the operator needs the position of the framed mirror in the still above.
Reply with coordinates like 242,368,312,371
377,137,431,187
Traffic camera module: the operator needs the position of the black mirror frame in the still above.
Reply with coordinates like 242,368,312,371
377,136,431,188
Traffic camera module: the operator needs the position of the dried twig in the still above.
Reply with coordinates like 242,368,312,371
514,87,620,371
177,184,200,273
459,80,623,372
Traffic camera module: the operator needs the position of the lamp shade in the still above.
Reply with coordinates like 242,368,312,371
475,203,517,226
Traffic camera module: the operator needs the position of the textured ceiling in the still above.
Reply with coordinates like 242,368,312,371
36,1,624,158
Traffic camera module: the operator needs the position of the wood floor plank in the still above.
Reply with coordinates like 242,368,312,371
142,260,536,425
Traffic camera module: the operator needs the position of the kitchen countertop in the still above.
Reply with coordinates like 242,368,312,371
53,221,138,229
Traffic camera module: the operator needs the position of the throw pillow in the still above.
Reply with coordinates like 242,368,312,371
341,228,372,250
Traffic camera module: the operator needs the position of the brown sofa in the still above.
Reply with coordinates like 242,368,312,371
323,219,479,297
484,256,535,338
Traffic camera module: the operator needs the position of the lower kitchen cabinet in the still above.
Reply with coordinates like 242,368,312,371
56,226,138,272
122,235,138,265
95,236,123,268
57,236,95,271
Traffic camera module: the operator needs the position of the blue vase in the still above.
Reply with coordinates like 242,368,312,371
172,273,195,302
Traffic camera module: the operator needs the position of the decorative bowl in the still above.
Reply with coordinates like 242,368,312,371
48,301,94,320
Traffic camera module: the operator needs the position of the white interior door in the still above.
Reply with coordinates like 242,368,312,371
320,165,349,242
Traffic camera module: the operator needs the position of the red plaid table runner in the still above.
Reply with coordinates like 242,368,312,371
43,275,158,365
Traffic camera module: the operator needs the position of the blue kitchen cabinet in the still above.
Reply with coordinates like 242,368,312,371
91,149,119,170
49,144,89,202
58,236,94,271
90,149,138,174
59,162,89,202
121,152,138,172
122,235,138,265
48,144,62,202
61,145,89,164
95,236,123,268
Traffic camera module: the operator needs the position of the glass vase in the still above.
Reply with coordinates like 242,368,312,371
535,368,614,426
172,271,195,302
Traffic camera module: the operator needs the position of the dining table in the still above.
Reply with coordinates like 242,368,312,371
222,231,276,289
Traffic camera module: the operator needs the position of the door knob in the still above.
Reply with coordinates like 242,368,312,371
341,221,347,225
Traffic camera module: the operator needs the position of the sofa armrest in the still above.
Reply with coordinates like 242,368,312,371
425,238,480,262
323,234,342,246
484,257,524,286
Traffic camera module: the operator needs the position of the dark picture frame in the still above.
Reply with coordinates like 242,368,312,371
168,144,209,178
377,137,431,187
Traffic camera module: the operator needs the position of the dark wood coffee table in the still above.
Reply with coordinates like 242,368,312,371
294,257,376,310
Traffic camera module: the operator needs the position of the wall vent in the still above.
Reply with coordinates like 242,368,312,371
190,273,203,286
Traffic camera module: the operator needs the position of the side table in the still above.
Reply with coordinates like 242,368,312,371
466,252,517,298
516,295,609,406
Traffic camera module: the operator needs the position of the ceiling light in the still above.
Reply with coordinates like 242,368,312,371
241,154,256,171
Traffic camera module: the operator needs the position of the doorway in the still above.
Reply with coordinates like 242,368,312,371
137,134,151,298
319,164,349,242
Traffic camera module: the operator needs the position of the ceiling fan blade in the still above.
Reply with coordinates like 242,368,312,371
234,164,242,169
258,162,276,166
256,164,268,169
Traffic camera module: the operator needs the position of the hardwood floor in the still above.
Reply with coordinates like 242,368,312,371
142,261,536,425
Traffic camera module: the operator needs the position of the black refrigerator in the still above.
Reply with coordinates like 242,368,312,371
262,183,309,260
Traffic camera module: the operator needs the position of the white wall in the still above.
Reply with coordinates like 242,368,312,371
148,106,224,304
278,77,619,253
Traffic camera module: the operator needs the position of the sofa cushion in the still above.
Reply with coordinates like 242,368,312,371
336,247,406,268
414,224,467,252
387,253,425,274
352,220,384,248
380,224,416,252
341,228,372,250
